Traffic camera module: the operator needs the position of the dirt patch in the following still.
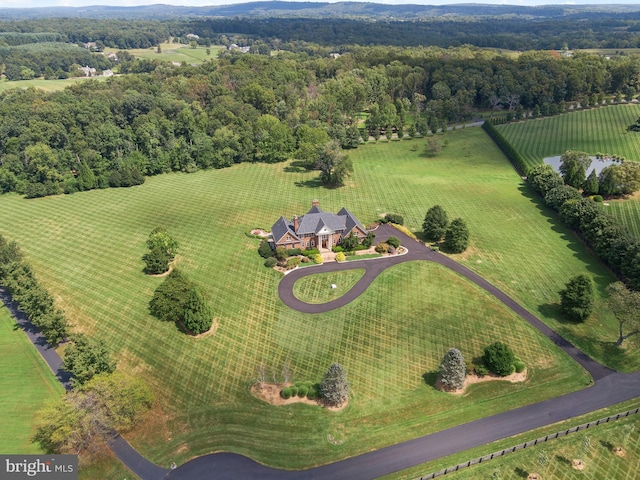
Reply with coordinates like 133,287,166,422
614,447,626,457
527,474,541,480
250,383,347,411
436,369,527,395
572,459,586,470
250,229,269,237
177,319,219,339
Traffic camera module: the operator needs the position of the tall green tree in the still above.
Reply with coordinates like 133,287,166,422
583,169,599,196
422,205,449,241
443,218,469,253
528,164,563,196
183,288,214,335
320,363,349,407
438,348,466,391
559,274,595,322
147,227,178,260
316,140,353,187
559,150,592,189
607,282,640,346
62,334,117,387
483,342,515,377
149,269,194,322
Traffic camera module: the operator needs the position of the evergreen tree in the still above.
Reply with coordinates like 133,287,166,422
483,342,515,377
559,274,595,322
62,334,117,387
423,205,449,241
149,269,194,322
183,288,214,334
443,218,469,253
438,348,466,390
583,169,599,196
320,363,349,406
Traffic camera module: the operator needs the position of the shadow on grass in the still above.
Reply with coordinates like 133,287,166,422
555,454,572,466
514,466,529,478
294,178,324,189
422,371,438,388
284,161,309,173
599,439,614,452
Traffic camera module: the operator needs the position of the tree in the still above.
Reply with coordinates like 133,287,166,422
528,164,563,196
443,218,469,253
316,140,353,187
254,114,295,164
183,287,214,334
438,348,466,391
423,205,449,241
62,334,117,387
606,282,640,346
600,162,640,196
559,274,595,322
424,137,441,157
147,227,178,260
387,236,401,249
258,240,274,258
320,363,349,407
342,232,360,251
142,246,170,274
149,269,194,322
583,169,599,196
483,342,515,377
33,372,153,455
544,185,582,211
559,150,591,188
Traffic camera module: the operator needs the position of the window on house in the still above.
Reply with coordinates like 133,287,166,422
311,240,315,247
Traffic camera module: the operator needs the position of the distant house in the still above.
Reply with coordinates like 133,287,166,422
78,65,96,77
271,200,367,251
102,69,114,77
186,33,200,40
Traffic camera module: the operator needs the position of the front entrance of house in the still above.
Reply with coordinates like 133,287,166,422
319,234,332,251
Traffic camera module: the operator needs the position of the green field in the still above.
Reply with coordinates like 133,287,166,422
105,42,223,65
0,307,63,453
293,269,365,304
0,127,625,471
0,76,108,94
497,104,640,239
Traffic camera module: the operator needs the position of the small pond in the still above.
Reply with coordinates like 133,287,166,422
544,155,619,175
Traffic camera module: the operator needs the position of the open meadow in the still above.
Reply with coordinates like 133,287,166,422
0,307,63,453
0,127,628,474
104,42,223,65
497,104,640,239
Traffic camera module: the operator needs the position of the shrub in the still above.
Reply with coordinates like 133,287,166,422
280,387,293,399
332,246,343,253
264,257,277,268
275,246,288,262
312,254,323,264
384,213,404,225
287,248,302,256
302,248,319,256
335,252,346,262
301,256,310,263
258,241,274,258
514,359,526,373
474,364,490,376
483,342,515,377
387,236,401,248
593,195,604,203
297,385,309,397
307,385,319,400
289,386,298,397
375,243,389,253
286,257,301,269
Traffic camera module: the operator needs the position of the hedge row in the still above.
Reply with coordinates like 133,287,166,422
0,234,68,346
280,381,321,400
482,121,528,175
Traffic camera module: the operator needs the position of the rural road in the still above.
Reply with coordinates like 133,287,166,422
3,224,636,480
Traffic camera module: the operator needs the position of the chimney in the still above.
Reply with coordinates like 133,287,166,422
293,215,299,232
312,199,319,208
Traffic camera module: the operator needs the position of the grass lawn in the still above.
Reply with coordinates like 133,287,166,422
496,104,640,240
385,397,640,479
105,43,223,65
0,76,108,94
0,306,64,453
0,127,624,471
293,269,365,303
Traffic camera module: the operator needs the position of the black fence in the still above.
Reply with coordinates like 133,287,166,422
416,407,640,479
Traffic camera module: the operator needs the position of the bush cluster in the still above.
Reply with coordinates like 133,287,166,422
381,213,404,225
0,234,68,345
280,381,321,401
375,242,389,253
302,248,319,256
335,252,346,262
143,227,178,274
482,341,517,377
312,254,323,264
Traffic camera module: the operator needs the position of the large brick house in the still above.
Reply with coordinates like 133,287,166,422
271,200,367,251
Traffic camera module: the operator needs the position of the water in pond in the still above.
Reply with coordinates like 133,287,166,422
544,155,619,175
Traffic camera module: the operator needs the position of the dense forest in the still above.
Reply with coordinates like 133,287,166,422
0,41,639,198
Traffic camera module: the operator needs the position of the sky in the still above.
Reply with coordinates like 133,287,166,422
2,0,639,9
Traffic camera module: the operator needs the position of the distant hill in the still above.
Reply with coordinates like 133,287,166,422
1,2,640,20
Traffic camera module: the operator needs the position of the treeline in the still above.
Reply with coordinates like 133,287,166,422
0,234,68,345
0,32,63,46
0,46,639,197
0,43,114,80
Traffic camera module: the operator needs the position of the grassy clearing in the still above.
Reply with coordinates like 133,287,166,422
292,269,364,304
0,76,108,94
497,104,640,241
385,397,640,480
0,306,64,453
0,127,621,469
105,43,223,65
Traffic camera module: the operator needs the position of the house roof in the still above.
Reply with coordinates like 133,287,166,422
271,203,367,242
